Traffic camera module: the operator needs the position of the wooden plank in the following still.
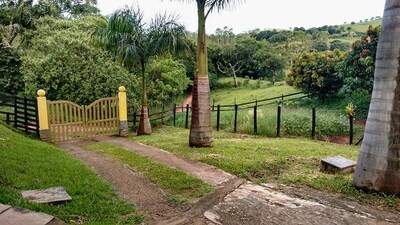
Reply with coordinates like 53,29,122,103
60,103,65,141
55,103,60,141
96,102,100,136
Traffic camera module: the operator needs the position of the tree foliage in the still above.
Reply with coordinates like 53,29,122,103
145,58,190,106
338,26,380,95
287,49,345,100
21,16,134,104
0,43,23,94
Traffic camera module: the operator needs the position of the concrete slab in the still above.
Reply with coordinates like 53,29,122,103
0,207,54,225
21,187,72,204
320,156,356,174
0,204,11,213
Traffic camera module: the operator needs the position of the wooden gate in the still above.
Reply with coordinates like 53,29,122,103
47,97,119,142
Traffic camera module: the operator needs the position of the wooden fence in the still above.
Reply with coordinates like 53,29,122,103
0,93,39,136
129,91,364,145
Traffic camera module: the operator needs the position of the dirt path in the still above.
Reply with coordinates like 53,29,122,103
58,138,400,225
182,93,192,106
57,140,182,223
94,136,234,186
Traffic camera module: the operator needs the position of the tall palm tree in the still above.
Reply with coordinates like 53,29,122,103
353,0,400,195
176,0,242,147
94,6,187,135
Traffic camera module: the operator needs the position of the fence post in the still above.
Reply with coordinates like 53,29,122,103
24,97,28,133
6,113,10,124
277,106,281,137
173,104,176,127
161,105,165,125
254,105,257,134
217,105,221,131
349,115,354,145
13,96,17,128
37,90,50,141
234,104,238,133
185,104,189,129
281,94,284,102
133,110,137,131
118,86,128,137
311,107,316,140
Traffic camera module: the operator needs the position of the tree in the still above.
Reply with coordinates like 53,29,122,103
94,6,187,135
146,58,190,106
0,43,23,94
337,26,380,95
175,0,242,147
330,40,350,52
353,0,400,195
286,50,345,101
21,16,133,104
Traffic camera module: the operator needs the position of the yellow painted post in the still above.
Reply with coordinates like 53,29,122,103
118,86,128,137
37,89,50,141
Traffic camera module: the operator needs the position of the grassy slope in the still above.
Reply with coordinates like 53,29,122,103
211,78,301,105
0,125,143,224
331,19,382,44
131,126,400,208
83,142,212,204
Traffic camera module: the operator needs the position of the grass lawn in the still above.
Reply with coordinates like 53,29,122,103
0,124,143,224
211,79,302,105
82,142,212,204
130,126,400,208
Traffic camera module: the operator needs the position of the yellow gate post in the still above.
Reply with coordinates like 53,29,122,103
37,90,50,141
118,86,128,137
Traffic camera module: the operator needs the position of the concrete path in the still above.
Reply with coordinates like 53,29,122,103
0,204,64,225
58,137,400,225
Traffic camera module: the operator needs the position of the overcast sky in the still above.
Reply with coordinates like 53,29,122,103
96,0,385,34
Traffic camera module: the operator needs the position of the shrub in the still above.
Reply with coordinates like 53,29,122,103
338,26,380,95
22,16,135,105
287,49,345,101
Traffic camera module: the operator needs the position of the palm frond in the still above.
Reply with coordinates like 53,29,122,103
147,12,189,56
205,0,244,18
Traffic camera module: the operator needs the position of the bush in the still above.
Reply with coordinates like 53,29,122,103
0,44,23,94
286,50,345,101
145,58,190,107
338,26,380,95
21,16,136,105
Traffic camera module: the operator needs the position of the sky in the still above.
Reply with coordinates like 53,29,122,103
96,0,385,34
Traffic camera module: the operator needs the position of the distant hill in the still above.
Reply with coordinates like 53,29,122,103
330,19,382,44
339,19,382,33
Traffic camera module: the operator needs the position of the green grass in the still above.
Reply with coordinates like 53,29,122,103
0,124,143,224
82,142,213,204
340,19,382,33
211,78,301,105
169,105,362,140
130,126,400,208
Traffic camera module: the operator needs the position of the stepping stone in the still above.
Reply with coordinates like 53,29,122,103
0,207,53,225
0,204,11,213
21,187,72,204
320,156,356,174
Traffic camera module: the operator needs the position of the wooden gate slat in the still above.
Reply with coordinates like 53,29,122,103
47,96,119,142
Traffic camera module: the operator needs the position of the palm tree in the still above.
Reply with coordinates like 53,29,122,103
176,0,242,147
353,0,400,195
94,6,187,135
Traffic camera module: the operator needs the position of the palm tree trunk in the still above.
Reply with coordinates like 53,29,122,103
189,2,213,147
353,0,400,195
137,62,152,135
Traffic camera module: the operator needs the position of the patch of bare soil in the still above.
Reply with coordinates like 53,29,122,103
317,135,349,145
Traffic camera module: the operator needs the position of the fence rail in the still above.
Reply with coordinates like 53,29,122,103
128,92,365,145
